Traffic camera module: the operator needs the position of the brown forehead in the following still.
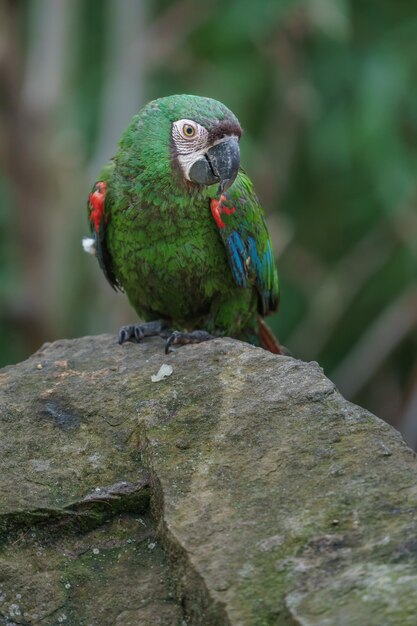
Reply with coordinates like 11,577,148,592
207,119,243,144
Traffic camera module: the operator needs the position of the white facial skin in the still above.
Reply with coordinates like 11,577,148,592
172,119,238,182
171,119,209,181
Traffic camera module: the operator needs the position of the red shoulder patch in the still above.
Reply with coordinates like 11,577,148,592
88,181,107,233
210,194,236,229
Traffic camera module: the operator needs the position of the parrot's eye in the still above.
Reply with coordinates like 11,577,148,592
182,123,196,139
172,119,206,154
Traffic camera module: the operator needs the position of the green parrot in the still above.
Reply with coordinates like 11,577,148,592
83,94,283,354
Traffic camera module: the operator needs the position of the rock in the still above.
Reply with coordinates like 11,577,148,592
0,334,417,625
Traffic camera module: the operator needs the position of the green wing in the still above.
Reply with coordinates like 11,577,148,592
86,161,120,291
211,170,279,315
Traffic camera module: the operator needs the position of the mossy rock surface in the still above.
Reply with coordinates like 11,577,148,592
0,335,416,625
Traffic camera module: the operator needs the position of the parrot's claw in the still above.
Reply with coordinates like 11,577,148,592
118,320,171,345
165,330,214,354
118,325,135,344
118,322,214,353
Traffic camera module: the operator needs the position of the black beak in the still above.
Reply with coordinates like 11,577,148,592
188,136,240,193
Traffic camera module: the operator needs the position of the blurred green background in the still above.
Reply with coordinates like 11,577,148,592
1,0,416,444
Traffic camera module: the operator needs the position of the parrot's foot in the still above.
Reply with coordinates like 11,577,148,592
165,330,214,354
118,320,171,345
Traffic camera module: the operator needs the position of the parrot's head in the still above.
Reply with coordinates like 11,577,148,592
133,95,242,195
168,97,242,195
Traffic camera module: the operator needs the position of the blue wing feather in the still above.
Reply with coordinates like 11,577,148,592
227,231,248,288
211,171,279,315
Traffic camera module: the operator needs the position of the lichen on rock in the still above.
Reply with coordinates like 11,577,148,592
1,334,417,625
